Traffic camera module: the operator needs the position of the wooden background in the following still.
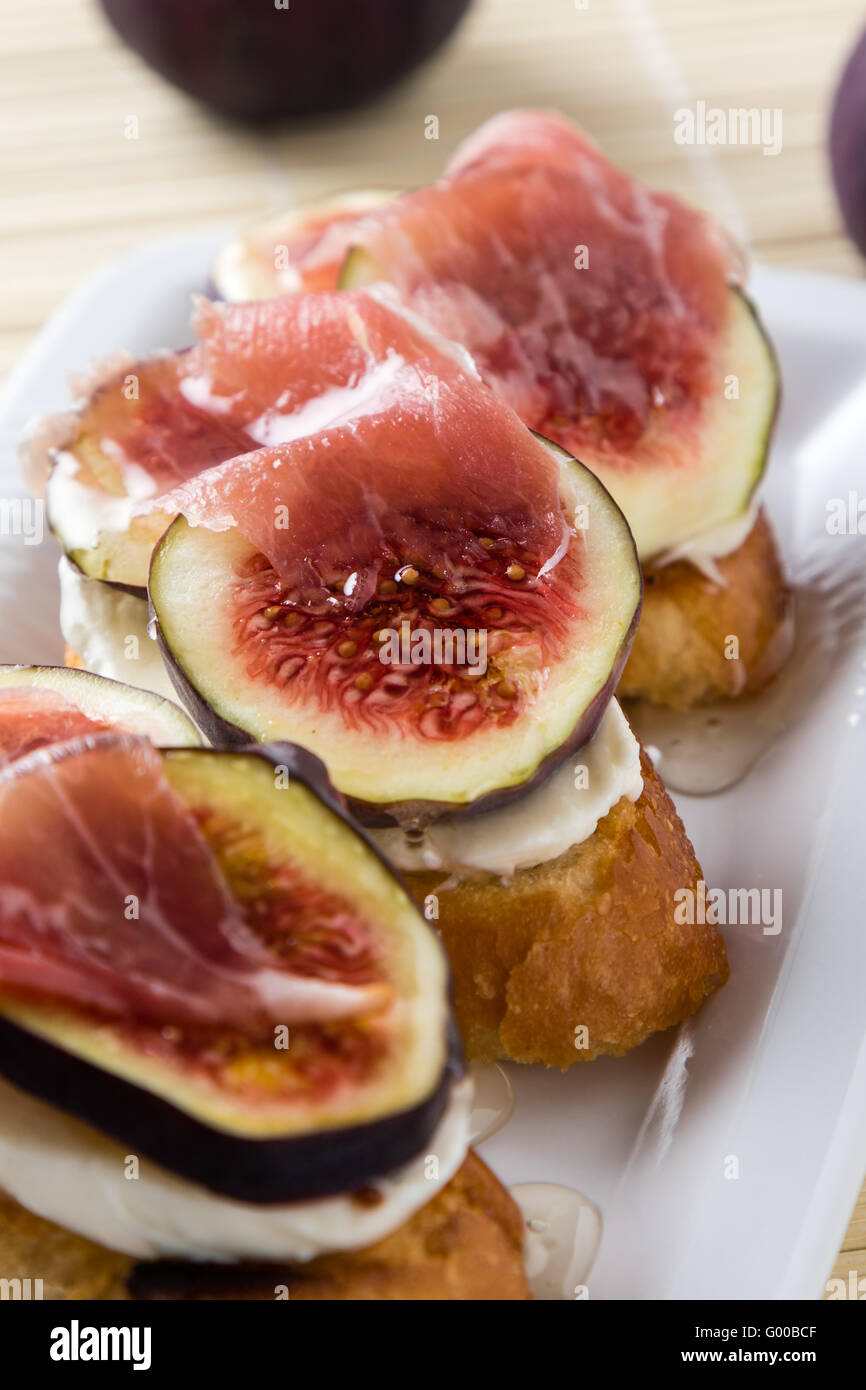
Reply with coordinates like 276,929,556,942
0,0,864,1294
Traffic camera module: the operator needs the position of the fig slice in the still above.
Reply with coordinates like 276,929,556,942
338,110,780,562
0,663,201,763
145,293,641,822
212,189,401,301
0,736,458,1202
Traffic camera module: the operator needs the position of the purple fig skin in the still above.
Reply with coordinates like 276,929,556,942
0,1012,461,1203
99,0,473,123
0,741,463,1204
830,25,866,257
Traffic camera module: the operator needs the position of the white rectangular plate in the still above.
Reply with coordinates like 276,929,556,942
0,236,864,1300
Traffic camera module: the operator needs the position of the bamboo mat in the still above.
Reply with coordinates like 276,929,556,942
0,0,864,1296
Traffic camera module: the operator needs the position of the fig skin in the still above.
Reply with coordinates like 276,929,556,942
830,25,866,258
402,750,728,1068
0,1152,530,1301
619,509,790,709
0,980,462,1208
99,0,474,123
0,741,463,1204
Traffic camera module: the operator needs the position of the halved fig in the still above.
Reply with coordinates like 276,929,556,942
0,735,457,1202
338,110,780,562
212,189,400,301
0,663,201,763
146,293,641,822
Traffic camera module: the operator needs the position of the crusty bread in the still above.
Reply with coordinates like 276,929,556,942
0,1187,132,1301
0,1152,529,1301
620,508,790,709
403,752,727,1068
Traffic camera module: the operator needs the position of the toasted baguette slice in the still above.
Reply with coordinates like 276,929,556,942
0,1152,529,1302
403,752,727,1068
620,508,790,709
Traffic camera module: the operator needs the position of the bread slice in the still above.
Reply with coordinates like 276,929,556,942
620,508,790,709
403,752,727,1068
0,1152,529,1301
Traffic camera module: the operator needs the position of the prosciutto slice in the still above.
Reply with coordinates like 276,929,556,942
151,290,573,596
0,688,105,767
38,287,568,599
0,735,387,1027
336,110,743,463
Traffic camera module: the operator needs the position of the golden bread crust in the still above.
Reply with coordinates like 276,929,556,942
0,1153,529,1302
0,1189,132,1300
620,508,790,709
404,753,728,1068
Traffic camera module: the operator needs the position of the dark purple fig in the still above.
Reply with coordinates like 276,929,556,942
99,0,474,123
830,25,866,257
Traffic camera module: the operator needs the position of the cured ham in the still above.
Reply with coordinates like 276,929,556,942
154,291,572,593
0,687,105,766
342,109,739,459
335,110,776,560
212,190,397,300
0,735,388,1027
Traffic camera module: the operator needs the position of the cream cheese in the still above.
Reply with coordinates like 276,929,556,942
47,450,158,553
370,699,643,878
0,1073,472,1264
652,500,759,585
58,557,178,704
